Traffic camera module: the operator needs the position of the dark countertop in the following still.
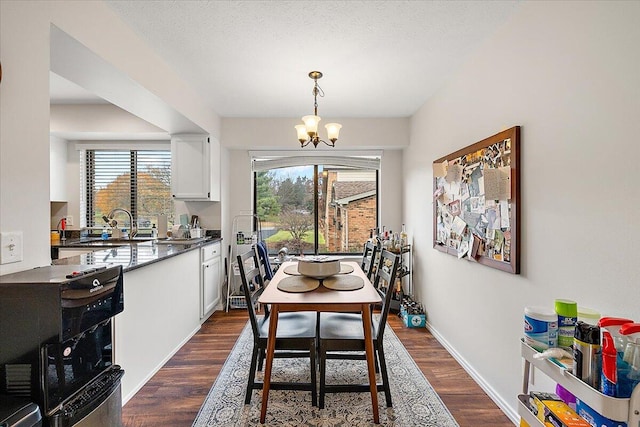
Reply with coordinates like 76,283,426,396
52,237,223,273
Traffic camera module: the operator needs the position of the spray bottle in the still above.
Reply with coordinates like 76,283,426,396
619,323,640,398
601,331,617,396
598,317,634,356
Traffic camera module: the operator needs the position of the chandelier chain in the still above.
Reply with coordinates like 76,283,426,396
312,80,324,116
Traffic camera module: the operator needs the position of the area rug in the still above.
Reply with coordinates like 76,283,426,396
192,320,459,426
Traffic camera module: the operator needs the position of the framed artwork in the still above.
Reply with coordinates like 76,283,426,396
433,126,520,274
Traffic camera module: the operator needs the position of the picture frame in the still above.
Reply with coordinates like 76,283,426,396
432,126,520,274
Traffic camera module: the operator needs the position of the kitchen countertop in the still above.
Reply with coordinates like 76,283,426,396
52,237,222,273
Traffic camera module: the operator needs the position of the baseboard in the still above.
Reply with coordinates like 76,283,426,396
121,324,202,405
426,321,519,425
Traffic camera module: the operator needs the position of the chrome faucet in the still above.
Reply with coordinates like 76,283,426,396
103,208,137,239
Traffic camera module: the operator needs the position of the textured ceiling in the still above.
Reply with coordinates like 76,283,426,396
66,1,521,119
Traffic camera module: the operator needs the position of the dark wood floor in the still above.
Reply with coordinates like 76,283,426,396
122,310,514,426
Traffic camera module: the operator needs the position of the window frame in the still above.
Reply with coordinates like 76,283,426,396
251,152,381,256
82,146,172,229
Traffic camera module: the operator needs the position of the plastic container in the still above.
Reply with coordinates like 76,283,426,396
578,307,601,325
524,306,558,351
619,323,640,398
101,227,109,240
555,299,578,351
555,383,576,410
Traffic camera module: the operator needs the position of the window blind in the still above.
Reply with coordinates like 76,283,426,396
249,151,382,172
84,149,171,227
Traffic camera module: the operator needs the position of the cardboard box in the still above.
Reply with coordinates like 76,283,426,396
576,399,627,427
542,400,590,427
402,312,426,328
531,392,563,422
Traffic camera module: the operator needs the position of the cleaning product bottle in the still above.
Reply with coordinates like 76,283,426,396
152,224,158,239
573,321,601,390
619,323,640,398
101,226,109,240
601,331,617,396
555,299,578,351
598,317,634,356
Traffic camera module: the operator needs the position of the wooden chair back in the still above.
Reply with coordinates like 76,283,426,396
236,249,267,341
372,249,400,340
361,241,379,280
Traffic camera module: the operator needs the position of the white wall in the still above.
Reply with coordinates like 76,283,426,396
404,1,640,422
0,1,220,274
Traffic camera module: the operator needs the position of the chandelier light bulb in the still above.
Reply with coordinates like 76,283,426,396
325,123,342,142
302,115,321,136
295,124,308,143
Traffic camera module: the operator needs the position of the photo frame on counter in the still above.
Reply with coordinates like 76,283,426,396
432,126,520,274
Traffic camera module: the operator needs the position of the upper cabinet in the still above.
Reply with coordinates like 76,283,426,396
171,134,220,201
50,136,68,202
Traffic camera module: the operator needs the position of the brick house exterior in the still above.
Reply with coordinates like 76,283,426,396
322,169,377,253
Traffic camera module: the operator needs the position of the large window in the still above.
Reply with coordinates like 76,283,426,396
253,155,379,256
83,149,173,230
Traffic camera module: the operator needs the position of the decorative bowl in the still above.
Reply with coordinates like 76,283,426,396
297,258,341,279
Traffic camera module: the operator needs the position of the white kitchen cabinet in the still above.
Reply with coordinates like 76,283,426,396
171,134,220,201
50,135,68,201
201,242,221,320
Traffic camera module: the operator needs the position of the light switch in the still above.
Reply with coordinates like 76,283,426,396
0,231,23,264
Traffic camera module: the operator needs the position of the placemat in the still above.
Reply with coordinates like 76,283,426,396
276,276,320,293
282,265,302,275
338,263,354,274
321,275,364,291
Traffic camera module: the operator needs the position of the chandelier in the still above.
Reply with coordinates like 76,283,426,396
295,71,342,148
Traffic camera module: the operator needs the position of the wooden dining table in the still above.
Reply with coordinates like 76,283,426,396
257,260,382,424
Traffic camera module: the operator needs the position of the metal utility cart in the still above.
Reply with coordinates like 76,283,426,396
226,213,262,311
519,340,640,426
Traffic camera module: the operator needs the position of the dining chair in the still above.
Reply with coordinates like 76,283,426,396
255,240,275,283
236,249,318,406
361,241,379,280
317,248,400,409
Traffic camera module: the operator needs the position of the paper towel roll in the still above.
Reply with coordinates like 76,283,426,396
157,215,168,238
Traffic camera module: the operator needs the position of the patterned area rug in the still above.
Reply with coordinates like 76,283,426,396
192,320,459,426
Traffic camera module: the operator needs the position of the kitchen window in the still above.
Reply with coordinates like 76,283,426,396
252,153,380,256
82,148,173,230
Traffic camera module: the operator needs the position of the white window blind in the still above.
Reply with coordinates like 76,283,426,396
250,151,382,172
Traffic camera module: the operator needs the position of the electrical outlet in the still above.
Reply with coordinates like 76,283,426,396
65,215,73,226
0,231,23,264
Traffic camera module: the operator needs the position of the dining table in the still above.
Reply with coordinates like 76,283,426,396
257,260,383,424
